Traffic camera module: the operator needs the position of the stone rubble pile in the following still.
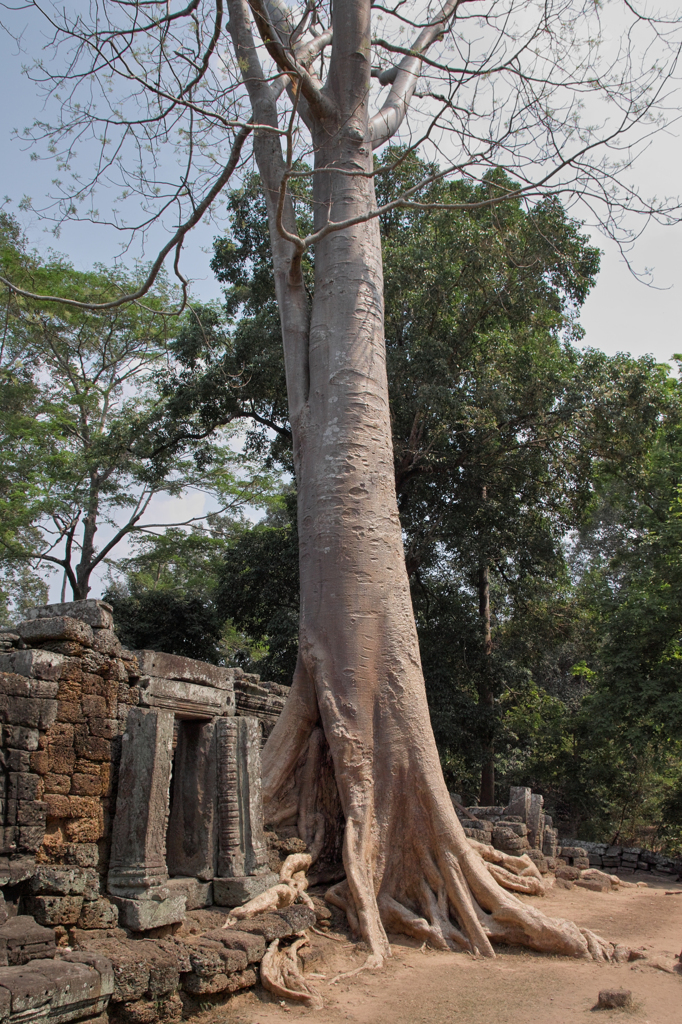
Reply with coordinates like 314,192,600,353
452,785,682,884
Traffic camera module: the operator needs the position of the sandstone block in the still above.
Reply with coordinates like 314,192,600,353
78,898,119,929
43,773,71,795
48,747,76,775
213,873,279,908
0,917,56,965
18,616,94,647
133,651,234,690
45,793,71,818
0,965,56,1014
6,749,30,772
8,772,39,801
110,895,186,931
165,878,213,910
0,673,30,696
74,732,111,761
19,827,44,856
232,912,295,942
69,795,100,819
48,722,74,746
61,950,115,996
64,816,104,843
30,894,84,925
71,773,102,796
202,928,265,963
108,708,174,895
0,649,67,681
138,676,231,718
89,717,119,739
166,720,217,882
23,599,114,630
17,799,47,825
3,726,39,750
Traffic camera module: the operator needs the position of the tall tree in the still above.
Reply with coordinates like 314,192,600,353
0,218,273,605
3,0,681,965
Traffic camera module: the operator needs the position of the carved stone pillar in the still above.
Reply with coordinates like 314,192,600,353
107,708,185,928
213,717,277,906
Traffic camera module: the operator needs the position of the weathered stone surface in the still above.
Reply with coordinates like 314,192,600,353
275,904,316,933
24,600,114,630
0,917,56,965
72,939,149,1003
0,649,67,681
166,720,217,882
216,716,270,879
133,651,235,691
28,959,109,1024
61,950,115,997
507,786,531,821
182,971,229,995
233,675,287,736
110,895,186,931
213,873,279,908
108,708,174,894
138,676,232,719
30,895,84,926
201,928,265,964
90,629,123,658
597,989,632,1009
231,912,296,942
78,898,119,929
17,616,94,647
527,792,544,850
3,725,39,750
0,965,56,1014
165,878,213,911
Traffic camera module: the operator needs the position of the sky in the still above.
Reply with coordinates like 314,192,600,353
1,3,681,603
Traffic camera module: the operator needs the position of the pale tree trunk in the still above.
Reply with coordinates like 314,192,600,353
228,0,616,966
478,551,495,806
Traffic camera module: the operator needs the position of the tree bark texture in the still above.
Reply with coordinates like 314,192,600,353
478,559,495,806
232,0,618,966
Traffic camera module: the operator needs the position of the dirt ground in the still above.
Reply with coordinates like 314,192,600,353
196,874,682,1024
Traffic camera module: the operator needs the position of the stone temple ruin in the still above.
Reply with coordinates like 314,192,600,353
0,598,313,1023
0,599,680,1022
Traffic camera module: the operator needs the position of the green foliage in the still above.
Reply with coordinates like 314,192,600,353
0,211,275,608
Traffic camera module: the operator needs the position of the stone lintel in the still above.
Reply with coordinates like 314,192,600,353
133,650,235,690
138,676,235,719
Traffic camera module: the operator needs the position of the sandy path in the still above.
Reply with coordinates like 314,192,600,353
199,876,682,1024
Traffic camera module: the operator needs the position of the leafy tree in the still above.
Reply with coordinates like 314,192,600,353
4,0,681,961
0,216,274,608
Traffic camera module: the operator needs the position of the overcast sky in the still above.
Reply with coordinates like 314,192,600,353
1,5,681,603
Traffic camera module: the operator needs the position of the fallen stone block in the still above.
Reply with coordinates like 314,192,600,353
193,940,247,974
28,958,110,1024
182,971,230,995
597,988,632,1009
213,873,279,907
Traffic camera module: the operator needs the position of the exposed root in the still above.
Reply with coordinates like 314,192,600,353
224,852,313,927
328,954,383,985
260,938,323,1010
311,926,346,941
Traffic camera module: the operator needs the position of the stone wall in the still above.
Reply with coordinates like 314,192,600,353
0,599,296,1023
